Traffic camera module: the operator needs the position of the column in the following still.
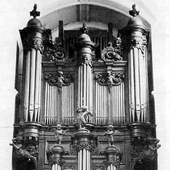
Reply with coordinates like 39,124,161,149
46,145,64,170
76,24,94,116
20,5,44,123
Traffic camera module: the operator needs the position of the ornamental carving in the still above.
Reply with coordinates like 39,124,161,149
101,40,123,61
9,135,39,170
70,143,99,155
131,136,161,170
44,71,73,92
43,41,66,61
24,36,44,53
130,36,147,54
94,71,124,91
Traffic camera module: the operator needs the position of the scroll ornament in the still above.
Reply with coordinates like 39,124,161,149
44,71,73,92
101,40,123,61
43,41,66,61
94,71,124,91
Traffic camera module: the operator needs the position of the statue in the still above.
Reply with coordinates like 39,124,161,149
52,124,69,145
76,106,93,129
141,136,161,161
103,125,115,146
9,136,37,169
132,136,161,170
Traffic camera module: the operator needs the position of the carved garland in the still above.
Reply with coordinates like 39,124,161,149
44,71,73,92
94,71,124,91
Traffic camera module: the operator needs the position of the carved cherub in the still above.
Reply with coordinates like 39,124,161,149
52,124,69,145
103,125,115,146
76,106,93,129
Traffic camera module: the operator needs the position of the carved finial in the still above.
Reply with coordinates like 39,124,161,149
30,4,40,18
129,4,140,17
80,23,88,34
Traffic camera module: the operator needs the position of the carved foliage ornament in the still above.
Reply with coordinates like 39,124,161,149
94,71,124,91
70,143,99,155
44,71,73,92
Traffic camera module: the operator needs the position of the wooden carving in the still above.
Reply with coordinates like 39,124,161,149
44,71,73,92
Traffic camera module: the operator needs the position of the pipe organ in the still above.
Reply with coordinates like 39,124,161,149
12,4,160,170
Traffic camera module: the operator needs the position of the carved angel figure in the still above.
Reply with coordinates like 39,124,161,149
9,136,37,169
103,125,115,146
52,124,69,145
76,106,93,129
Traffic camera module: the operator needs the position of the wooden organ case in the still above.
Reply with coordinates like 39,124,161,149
12,4,160,170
